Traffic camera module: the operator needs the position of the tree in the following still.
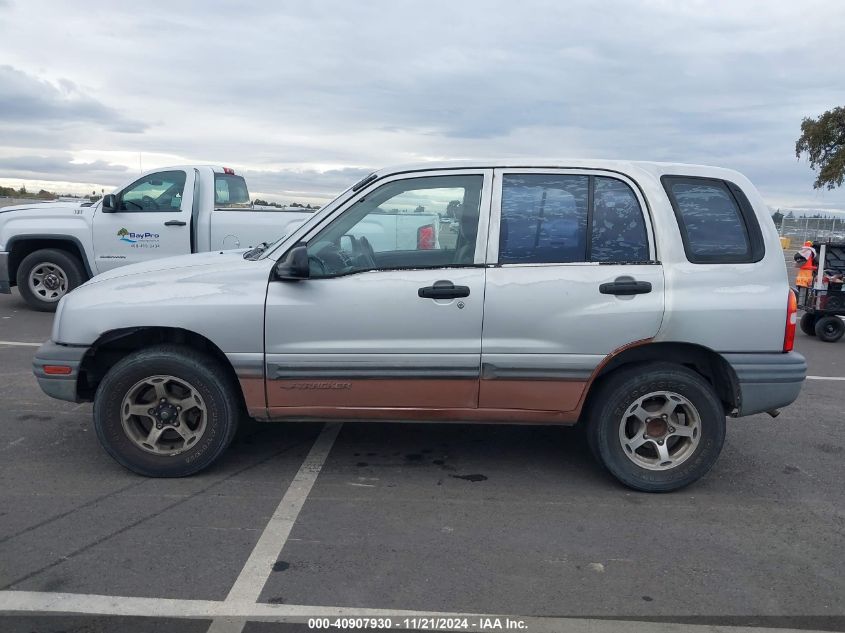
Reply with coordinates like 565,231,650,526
771,209,784,228
796,106,845,190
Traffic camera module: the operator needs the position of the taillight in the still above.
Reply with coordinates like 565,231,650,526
784,289,797,352
417,224,435,250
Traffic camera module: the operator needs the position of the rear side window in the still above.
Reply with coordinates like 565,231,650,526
214,174,251,209
499,174,589,264
662,176,764,264
499,174,649,264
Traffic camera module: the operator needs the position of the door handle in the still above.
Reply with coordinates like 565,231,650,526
599,277,652,296
418,280,471,299
164,220,187,227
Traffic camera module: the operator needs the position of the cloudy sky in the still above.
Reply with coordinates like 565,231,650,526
1,0,845,211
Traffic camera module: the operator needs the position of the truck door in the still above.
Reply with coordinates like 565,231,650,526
91,169,195,273
480,169,665,412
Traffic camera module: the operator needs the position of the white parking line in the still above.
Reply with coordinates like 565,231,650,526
806,375,845,381
207,422,342,633
0,590,828,633
0,340,41,347
0,590,476,620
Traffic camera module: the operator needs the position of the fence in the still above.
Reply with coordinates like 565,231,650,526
779,216,845,245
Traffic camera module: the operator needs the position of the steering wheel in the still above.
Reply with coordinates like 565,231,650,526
141,195,159,210
308,254,327,276
359,236,376,265
349,235,376,269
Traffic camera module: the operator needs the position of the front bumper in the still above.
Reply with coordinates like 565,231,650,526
724,351,807,416
32,340,90,403
0,251,10,293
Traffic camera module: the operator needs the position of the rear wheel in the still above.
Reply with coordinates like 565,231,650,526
93,345,241,477
799,312,817,336
587,363,726,492
815,315,845,343
16,248,85,311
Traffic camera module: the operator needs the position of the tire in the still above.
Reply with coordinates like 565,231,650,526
586,363,726,492
16,248,85,312
799,313,817,336
814,315,845,343
93,345,241,477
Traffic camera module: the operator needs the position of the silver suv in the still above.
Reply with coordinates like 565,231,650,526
33,160,807,491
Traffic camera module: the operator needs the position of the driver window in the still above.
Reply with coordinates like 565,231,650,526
306,174,484,278
118,171,187,212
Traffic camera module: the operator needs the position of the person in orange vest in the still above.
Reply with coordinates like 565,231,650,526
795,241,817,287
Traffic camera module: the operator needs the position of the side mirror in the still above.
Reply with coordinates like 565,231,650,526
102,194,118,213
274,244,310,281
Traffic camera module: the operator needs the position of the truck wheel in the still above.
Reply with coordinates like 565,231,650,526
586,363,726,492
16,248,85,311
799,313,817,336
93,345,241,477
815,316,845,343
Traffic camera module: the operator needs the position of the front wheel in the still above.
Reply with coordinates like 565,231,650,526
16,248,85,311
93,345,241,477
587,363,726,492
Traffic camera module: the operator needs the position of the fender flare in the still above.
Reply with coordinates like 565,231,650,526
6,234,94,278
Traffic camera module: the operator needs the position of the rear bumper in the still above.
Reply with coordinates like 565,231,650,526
724,352,807,416
0,251,10,293
32,340,90,403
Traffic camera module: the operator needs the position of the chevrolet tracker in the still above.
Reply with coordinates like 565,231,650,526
32,160,807,491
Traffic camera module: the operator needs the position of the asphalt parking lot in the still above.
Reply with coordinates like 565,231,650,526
1,286,844,633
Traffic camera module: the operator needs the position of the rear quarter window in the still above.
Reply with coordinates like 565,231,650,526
661,176,764,264
591,177,649,263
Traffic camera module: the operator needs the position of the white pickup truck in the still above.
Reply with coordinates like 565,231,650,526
0,166,314,310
